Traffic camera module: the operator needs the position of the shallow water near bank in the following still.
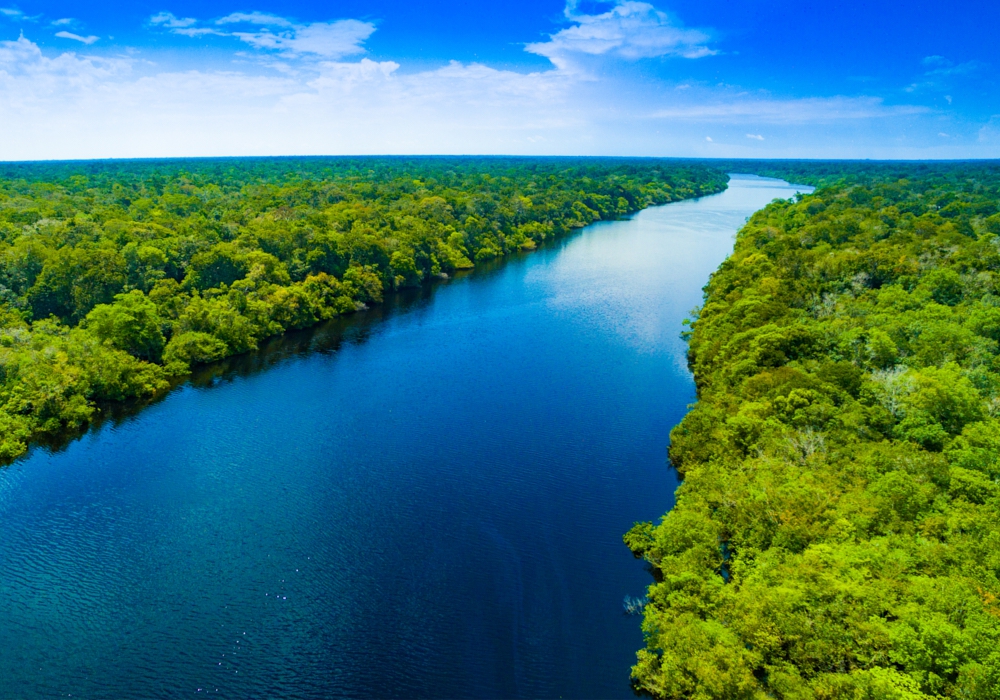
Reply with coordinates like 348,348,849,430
0,175,809,699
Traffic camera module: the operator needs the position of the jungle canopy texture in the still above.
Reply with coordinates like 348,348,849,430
0,157,725,462
626,162,1000,699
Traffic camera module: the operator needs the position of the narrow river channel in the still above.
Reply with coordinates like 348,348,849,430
0,175,810,699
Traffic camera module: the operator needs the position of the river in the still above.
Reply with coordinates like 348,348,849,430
0,174,810,699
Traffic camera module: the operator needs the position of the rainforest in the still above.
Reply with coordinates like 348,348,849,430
5,157,1000,699
626,162,1000,699
0,157,726,462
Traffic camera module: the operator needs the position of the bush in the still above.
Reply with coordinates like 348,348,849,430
163,331,229,373
84,290,166,362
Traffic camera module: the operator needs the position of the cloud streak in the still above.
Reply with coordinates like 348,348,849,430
230,20,375,58
649,95,928,123
150,10,375,58
149,12,198,29
217,12,293,28
906,55,985,93
921,55,982,77
54,31,99,45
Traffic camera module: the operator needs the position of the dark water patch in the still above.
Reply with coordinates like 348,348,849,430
19,244,559,465
0,175,810,699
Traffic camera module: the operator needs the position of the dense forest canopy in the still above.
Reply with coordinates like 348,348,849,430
7,155,1000,698
0,157,726,462
723,160,1000,190
626,161,1000,698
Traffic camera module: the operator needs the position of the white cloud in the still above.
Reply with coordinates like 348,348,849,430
0,29,986,161
306,57,399,88
0,35,120,73
232,19,375,58
746,133,763,140
0,7,23,18
705,136,712,142
0,36,131,116
51,18,75,27
0,34,577,159
526,1,713,71
55,31,99,45
149,12,198,29
151,10,375,59
217,12,293,27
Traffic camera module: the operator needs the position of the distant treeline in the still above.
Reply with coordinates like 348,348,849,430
0,157,726,461
726,158,1000,189
626,161,1000,698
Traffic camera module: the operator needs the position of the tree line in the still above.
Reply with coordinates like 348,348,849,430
626,162,1000,699
0,156,726,461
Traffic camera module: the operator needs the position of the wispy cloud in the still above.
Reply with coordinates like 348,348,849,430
906,55,985,93
173,27,225,37
153,3,708,65
746,133,764,140
649,95,928,123
51,18,76,27
217,12,293,28
230,19,375,58
526,1,714,71
979,116,1000,144
921,55,982,77
55,31,99,45
149,12,198,29
150,10,376,58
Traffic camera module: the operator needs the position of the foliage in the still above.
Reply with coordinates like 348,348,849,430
85,290,166,362
626,164,1000,699
0,156,726,462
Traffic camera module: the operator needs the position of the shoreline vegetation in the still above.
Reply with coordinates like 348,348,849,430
0,157,726,463
626,161,1000,699
8,154,1000,697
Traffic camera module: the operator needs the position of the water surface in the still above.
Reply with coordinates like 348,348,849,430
0,175,809,698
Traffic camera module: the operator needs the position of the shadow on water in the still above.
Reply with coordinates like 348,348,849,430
25,283,436,461
21,228,587,464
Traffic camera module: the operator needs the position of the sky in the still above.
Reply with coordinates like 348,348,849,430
1,0,998,160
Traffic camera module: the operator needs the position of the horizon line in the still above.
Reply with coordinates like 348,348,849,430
2,154,1000,166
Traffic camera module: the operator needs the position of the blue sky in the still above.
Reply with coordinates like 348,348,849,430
1,0,998,160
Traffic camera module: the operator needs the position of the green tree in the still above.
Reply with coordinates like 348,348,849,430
84,290,166,362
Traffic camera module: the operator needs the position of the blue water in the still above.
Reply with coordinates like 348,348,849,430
0,175,808,699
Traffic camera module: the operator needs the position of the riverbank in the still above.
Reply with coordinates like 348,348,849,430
0,158,727,464
626,166,1000,699
0,175,799,699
